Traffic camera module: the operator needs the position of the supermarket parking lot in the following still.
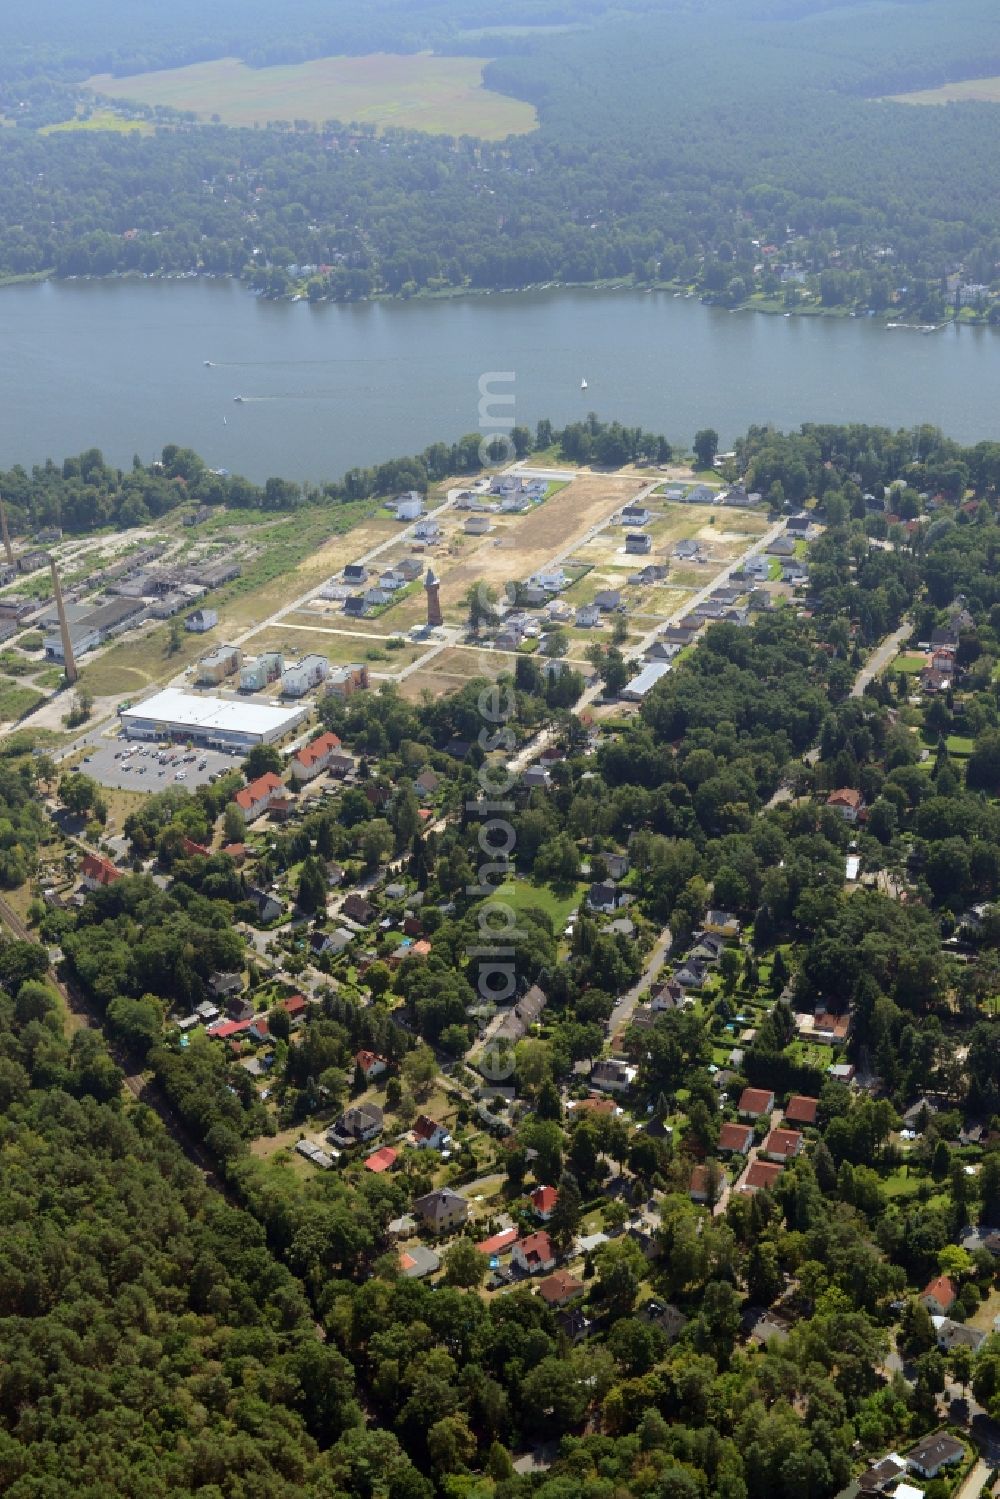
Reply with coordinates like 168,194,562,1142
80,737,240,793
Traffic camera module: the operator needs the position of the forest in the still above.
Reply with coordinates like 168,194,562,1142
3,2,1000,309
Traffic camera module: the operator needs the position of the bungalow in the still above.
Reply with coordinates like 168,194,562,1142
290,730,343,783
674,539,704,562
826,787,864,823
857,1455,907,1492
625,531,652,554
575,603,602,629
590,1058,637,1094
234,771,284,823
538,1270,584,1308
464,515,491,536
512,1230,556,1275
412,1115,450,1150
784,1095,819,1126
530,1184,559,1221
311,928,352,958
919,1275,958,1317
904,1433,965,1480
476,1227,519,1256
364,1145,399,1173
738,1087,775,1119
740,1160,784,1194
329,1102,384,1147
342,892,377,926
355,1050,388,1083
81,852,123,891
763,1128,804,1162
767,536,796,557
718,1122,754,1156
412,1186,469,1233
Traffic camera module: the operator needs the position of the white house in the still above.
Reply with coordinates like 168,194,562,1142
396,491,424,521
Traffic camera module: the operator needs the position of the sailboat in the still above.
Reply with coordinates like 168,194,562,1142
204,360,213,367
580,377,589,390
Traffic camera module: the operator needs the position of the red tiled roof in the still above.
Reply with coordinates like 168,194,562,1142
690,1165,709,1196
356,1049,386,1074
718,1122,753,1152
784,1095,819,1125
234,771,283,812
413,1114,442,1141
294,730,341,770
764,1128,802,1159
742,1160,784,1191
573,1095,617,1115
208,1018,254,1039
739,1087,774,1115
82,852,122,886
827,787,862,808
282,994,307,1016
222,842,247,860
921,1274,957,1307
516,1231,554,1265
364,1146,398,1173
476,1228,518,1256
181,836,210,858
531,1185,559,1214
538,1270,584,1306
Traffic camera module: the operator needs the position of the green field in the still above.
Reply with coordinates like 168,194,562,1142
85,53,538,139
42,108,153,136
492,878,582,929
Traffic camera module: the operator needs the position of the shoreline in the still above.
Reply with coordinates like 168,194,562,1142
3,266,995,329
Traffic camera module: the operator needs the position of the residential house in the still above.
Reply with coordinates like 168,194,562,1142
625,531,652,554
196,642,242,684
208,971,243,1002
740,1160,784,1194
919,1275,958,1316
342,892,377,926
395,491,424,521
311,928,352,958
800,1009,851,1046
857,1454,907,1492
413,519,441,542
81,852,123,891
399,1245,440,1279
538,1270,584,1308
784,1095,819,1126
412,1187,469,1233
904,1433,964,1480
645,641,679,663
738,1087,775,1119
620,504,651,526
763,1128,804,1162
414,767,440,799
530,1185,559,1221
786,514,812,535
290,730,343,783
522,765,552,790
590,1058,637,1094
767,535,796,558
495,629,522,652
494,983,548,1044
704,909,740,940
603,853,629,881
718,1122,754,1155
464,515,491,536
412,1115,450,1150
247,886,283,924
476,1228,519,1256
343,563,368,585
329,1102,384,1147
234,772,284,823
674,539,704,562
185,608,217,633
672,957,709,990
827,787,864,823
575,603,602,628
689,1165,713,1203
365,1146,399,1173
931,1316,985,1354
587,880,622,913
827,1062,856,1083
396,557,424,582
282,994,307,1026
512,1231,556,1275
355,1050,388,1083
532,567,569,593
594,588,622,612
661,624,698,647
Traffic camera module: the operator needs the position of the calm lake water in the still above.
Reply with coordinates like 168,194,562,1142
5,277,1000,482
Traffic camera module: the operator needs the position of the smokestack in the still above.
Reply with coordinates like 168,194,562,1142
0,498,13,567
49,556,78,685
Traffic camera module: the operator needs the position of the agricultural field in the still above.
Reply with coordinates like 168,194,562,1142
887,75,1000,105
84,53,539,139
42,108,153,136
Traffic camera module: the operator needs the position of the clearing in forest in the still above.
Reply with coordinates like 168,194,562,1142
887,75,1000,106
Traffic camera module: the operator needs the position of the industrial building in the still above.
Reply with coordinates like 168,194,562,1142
119,688,307,749
240,651,284,692
281,654,330,698
43,596,147,662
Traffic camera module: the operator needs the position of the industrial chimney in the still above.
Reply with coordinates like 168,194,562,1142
48,556,78,685
0,498,13,567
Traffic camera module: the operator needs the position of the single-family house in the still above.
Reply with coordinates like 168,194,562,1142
364,1145,399,1174
738,1087,775,1119
537,1270,584,1308
81,852,123,891
827,787,864,823
786,514,811,535
343,563,367,585
661,624,698,647
689,1165,713,1203
493,982,548,1044
414,767,440,799
931,1316,986,1353
587,880,622,914
329,1102,383,1147
784,1095,819,1126
295,1139,336,1170
234,771,284,823
512,1231,556,1275
904,1433,965,1480
395,491,424,521
704,909,740,940
247,885,283,924
919,1275,958,1316
621,504,651,526
575,603,601,628
532,567,569,593
464,515,491,536
412,1115,450,1150
857,1454,907,1492
767,536,796,558
476,1227,519,1256
740,1160,784,1194
208,971,243,1001
594,588,622,612
718,1122,754,1156
342,892,377,926
311,928,352,959
763,1128,804,1162
801,1009,852,1046
399,1244,440,1279
355,1049,388,1083
412,1187,469,1233
530,1184,559,1221
522,765,552,790
625,531,652,554
674,539,704,562
590,1058,637,1094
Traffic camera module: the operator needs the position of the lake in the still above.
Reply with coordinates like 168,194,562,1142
5,277,1000,482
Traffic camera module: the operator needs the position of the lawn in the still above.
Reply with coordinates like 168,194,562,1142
0,681,45,722
492,877,582,929
85,53,539,139
43,108,153,136
894,652,929,674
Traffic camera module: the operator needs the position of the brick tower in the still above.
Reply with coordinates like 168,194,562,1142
425,567,443,628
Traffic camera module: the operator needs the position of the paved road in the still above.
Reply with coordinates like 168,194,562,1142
955,1457,989,1499
615,925,674,1032
850,622,911,698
